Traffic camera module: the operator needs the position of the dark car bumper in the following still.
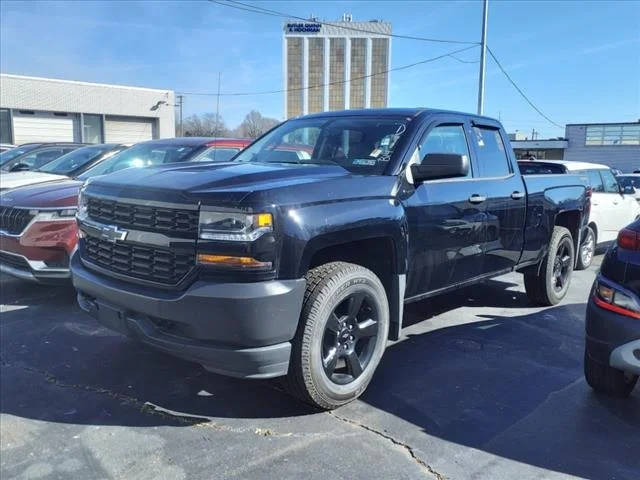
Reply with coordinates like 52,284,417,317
71,253,306,379
0,250,71,284
586,293,640,376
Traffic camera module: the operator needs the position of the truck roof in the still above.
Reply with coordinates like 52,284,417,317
299,107,500,123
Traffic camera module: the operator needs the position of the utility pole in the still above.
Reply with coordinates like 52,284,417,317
214,72,221,139
176,94,184,137
477,0,489,115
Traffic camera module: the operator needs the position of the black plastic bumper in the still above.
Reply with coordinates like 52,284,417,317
585,295,640,375
71,253,306,379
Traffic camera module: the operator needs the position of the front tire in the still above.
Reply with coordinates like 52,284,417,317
584,349,638,397
576,226,596,270
285,262,389,410
524,226,574,306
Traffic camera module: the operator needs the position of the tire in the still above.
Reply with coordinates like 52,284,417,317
285,262,389,410
524,226,574,306
584,349,638,397
576,226,596,271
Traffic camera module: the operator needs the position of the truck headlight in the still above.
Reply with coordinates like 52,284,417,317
29,208,77,219
77,187,89,221
198,210,273,242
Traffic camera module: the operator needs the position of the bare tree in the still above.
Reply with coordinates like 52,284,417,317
237,111,280,138
182,113,229,137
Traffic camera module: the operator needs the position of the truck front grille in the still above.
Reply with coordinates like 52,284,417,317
83,236,194,285
87,197,199,239
0,207,34,235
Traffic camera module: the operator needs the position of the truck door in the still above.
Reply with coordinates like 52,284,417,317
404,119,487,298
467,123,527,274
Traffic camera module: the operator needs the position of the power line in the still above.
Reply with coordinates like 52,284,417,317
177,44,478,97
486,46,563,129
210,0,479,45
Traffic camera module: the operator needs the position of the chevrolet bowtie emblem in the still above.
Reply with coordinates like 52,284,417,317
100,224,128,243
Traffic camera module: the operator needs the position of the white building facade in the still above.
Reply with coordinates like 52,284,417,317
0,74,175,145
283,16,392,119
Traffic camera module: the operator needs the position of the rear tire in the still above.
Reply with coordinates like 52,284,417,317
285,262,389,410
524,226,574,306
584,349,638,397
576,226,596,270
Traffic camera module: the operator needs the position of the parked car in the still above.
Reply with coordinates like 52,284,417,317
585,218,639,397
518,160,640,269
617,174,640,203
0,144,16,153
0,143,128,191
0,142,87,172
71,108,589,409
0,137,249,283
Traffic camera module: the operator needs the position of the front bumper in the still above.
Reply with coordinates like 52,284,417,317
0,250,70,283
71,252,306,379
586,295,640,376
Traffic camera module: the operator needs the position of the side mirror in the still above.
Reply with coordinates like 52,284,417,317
9,163,30,172
411,153,469,183
622,185,636,195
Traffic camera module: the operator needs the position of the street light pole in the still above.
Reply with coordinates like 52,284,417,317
177,94,184,136
477,0,489,115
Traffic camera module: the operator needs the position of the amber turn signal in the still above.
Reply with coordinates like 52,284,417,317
197,254,272,269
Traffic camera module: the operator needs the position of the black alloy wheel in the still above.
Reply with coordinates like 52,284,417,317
552,239,573,293
321,292,379,385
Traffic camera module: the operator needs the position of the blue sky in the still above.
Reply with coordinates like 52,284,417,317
1,0,638,137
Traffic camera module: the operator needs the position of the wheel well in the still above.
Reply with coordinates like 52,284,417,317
554,210,582,251
308,237,396,296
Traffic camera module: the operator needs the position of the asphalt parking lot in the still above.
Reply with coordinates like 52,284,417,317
1,254,639,480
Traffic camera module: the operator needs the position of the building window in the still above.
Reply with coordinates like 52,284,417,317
287,37,303,118
585,124,640,146
83,114,103,144
308,38,324,114
350,38,366,109
371,38,389,108
329,38,345,111
0,109,11,144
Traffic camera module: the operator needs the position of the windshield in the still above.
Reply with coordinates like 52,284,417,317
233,117,411,175
76,143,200,180
0,145,38,165
37,145,117,175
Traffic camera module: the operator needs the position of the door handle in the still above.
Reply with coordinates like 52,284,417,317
468,194,487,204
511,191,525,200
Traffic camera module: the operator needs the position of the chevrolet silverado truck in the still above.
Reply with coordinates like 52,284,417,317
71,109,589,409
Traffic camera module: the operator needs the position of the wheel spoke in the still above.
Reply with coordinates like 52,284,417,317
561,255,571,268
347,292,365,320
357,318,378,338
326,312,342,334
323,347,338,376
345,350,363,378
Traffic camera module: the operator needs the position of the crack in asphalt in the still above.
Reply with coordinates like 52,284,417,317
0,357,321,439
327,411,446,480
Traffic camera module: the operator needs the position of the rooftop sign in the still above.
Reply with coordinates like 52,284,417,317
286,23,321,34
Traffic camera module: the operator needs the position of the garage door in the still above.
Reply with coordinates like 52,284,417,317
105,116,155,143
12,111,78,144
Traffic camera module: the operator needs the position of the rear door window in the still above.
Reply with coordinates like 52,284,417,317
585,170,604,192
600,169,620,193
472,127,511,178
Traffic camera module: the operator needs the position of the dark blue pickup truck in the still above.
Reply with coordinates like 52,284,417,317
71,108,589,409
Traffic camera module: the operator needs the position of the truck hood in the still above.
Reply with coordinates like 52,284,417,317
0,171,69,191
86,162,398,206
0,179,82,208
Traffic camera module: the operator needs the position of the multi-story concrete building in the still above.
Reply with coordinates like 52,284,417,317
510,121,640,172
0,74,175,145
283,15,392,118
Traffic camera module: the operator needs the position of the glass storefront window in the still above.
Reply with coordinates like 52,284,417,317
83,114,103,144
0,109,12,144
